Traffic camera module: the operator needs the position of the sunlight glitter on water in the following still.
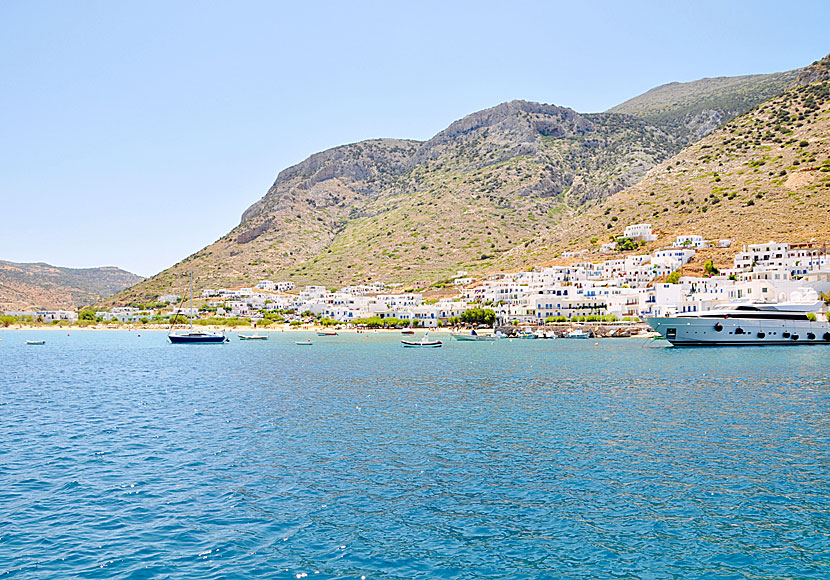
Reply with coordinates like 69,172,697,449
1,330,829,579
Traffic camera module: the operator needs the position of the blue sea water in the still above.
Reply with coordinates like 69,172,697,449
1,330,829,579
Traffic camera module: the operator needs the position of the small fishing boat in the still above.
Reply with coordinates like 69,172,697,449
401,329,415,335
25,340,46,345
563,329,589,339
452,330,495,341
402,333,442,348
317,331,337,336
296,339,313,346
239,334,268,340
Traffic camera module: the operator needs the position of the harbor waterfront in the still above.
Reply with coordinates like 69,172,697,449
2,331,829,578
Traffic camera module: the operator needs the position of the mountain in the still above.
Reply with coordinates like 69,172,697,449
532,54,830,268
105,59,824,305
0,261,144,311
608,70,800,143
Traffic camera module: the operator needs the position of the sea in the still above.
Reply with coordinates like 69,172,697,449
1,330,829,579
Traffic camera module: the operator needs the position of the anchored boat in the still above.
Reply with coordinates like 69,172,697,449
563,329,589,339
647,301,830,346
168,269,227,344
452,330,495,341
402,333,442,348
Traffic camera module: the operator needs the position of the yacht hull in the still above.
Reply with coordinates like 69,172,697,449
647,316,830,346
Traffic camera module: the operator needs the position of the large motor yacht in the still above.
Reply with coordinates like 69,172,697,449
647,301,830,346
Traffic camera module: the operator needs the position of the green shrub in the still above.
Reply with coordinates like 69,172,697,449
460,307,496,326
704,260,719,276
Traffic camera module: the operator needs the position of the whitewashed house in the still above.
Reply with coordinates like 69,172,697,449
623,223,658,242
673,235,705,248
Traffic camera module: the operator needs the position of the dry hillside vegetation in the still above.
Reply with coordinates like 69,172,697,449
101,60,829,305
536,71,830,270
0,261,143,310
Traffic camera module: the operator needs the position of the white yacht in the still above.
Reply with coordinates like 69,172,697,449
647,301,830,346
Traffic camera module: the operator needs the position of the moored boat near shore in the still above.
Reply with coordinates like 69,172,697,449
168,269,227,344
563,329,589,339
647,301,830,346
452,330,495,341
402,333,442,348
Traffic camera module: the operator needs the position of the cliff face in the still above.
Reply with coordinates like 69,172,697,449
240,138,419,225
106,58,825,305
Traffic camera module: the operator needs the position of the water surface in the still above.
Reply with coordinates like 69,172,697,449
1,330,829,578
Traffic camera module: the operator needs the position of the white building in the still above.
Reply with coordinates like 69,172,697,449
733,241,790,270
654,248,696,267
673,235,705,248
29,310,79,322
623,223,658,242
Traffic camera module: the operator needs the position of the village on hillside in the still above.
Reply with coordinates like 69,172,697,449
6,224,830,329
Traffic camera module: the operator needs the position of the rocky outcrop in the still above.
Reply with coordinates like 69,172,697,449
241,139,419,224
411,100,593,166
795,53,830,86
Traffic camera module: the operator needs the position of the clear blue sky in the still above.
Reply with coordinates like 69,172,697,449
1,0,826,277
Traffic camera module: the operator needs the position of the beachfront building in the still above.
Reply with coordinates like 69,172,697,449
639,283,685,317
532,292,608,322
170,307,200,318
10,310,81,322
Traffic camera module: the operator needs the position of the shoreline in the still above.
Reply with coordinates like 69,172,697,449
0,322,654,338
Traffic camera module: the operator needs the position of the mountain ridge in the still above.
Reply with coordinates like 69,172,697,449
100,57,829,306
0,260,144,311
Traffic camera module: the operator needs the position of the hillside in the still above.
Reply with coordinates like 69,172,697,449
608,70,799,142
533,55,830,268
0,261,144,311
104,60,821,305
